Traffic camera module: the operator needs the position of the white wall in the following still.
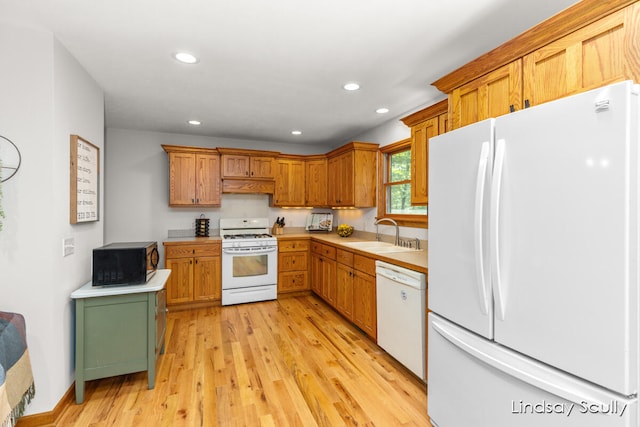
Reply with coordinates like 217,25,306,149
0,23,104,414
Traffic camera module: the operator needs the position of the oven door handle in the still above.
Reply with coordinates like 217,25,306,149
222,247,277,255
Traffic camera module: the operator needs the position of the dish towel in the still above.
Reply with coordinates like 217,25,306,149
0,312,35,427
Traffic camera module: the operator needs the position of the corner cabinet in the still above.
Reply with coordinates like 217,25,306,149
313,243,377,341
433,0,640,130
401,100,448,206
326,142,379,208
163,240,221,308
305,156,328,207
71,269,170,404
161,145,221,207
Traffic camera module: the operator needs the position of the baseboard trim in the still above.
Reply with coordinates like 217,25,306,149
15,384,75,427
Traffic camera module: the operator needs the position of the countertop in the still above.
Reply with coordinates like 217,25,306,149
278,232,428,275
161,231,428,275
71,269,171,298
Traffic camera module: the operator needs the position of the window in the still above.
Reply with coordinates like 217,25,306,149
378,139,427,227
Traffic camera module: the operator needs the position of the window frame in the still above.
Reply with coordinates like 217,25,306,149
377,138,428,228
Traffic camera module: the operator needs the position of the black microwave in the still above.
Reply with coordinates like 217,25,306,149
92,241,159,286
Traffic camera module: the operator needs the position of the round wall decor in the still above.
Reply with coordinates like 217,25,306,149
0,134,21,182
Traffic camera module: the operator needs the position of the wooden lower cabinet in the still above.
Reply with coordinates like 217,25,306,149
352,255,377,340
163,240,221,307
278,238,310,293
335,248,355,319
310,241,337,306
313,244,377,341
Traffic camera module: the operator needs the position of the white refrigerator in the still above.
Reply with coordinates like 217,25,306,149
427,81,639,427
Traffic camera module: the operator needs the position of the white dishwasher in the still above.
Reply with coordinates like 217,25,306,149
375,260,427,381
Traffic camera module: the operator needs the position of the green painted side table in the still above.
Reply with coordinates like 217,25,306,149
71,269,170,404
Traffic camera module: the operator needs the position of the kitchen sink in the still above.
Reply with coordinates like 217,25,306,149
340,241,419,254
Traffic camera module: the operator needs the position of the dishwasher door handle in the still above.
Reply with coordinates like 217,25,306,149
377,269,422,289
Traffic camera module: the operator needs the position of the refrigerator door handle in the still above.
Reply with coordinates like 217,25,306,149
490,138,506,320
474,141,491,314
431,316,634,408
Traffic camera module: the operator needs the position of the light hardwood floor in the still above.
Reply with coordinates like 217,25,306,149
57,295,431,426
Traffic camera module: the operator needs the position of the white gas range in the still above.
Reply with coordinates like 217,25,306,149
220,218,278,306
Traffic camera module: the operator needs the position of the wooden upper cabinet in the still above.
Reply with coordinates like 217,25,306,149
273,156,306,207
433,0,640,130
220,155,250,178
327,151,355,206
401,99,448,206
162,145,221,207
168,152,196,206
305,156,328,207
195,154,222,206
220,153,275,179
523,4,639,106
450,60,522,130
250,156,275,179
327,142,378,208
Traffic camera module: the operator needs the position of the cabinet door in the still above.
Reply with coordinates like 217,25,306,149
310,254,323,295
437,111,448,134
450,60,522,130
327,156,341,206
221,155,250,178
353,271,377,340
250,156,275,178
278,252,308,272
328,152,354,206
288,160,305,205
523,6,636,107
338,152,354,206
411,117,438,206
165,257,194,304
336,262,354,320
322,258,337,305
168,152,196,206
278,271,308,292
195,153,221,206
274,158,305,206
305,158,327,207
193,256,221,301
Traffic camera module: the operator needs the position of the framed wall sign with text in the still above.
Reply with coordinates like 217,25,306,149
70,134,99,224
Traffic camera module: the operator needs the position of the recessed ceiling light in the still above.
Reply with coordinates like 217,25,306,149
343,82,360,91
291,130,302,135
376,108,390,114
188,120,201,125
173,52,199,64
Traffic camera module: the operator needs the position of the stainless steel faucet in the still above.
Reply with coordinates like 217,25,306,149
374,217,400,246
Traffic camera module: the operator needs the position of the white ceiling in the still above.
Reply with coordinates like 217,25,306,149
1,0,579,146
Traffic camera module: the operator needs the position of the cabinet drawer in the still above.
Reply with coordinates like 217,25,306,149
278,271,309,292
278,252,308,271
354,254,375,276
336,249,354,266
279,239,310,252
311,242,336,260
165,244,219,259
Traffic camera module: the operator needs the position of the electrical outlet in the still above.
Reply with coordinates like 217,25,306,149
63,237,75,257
